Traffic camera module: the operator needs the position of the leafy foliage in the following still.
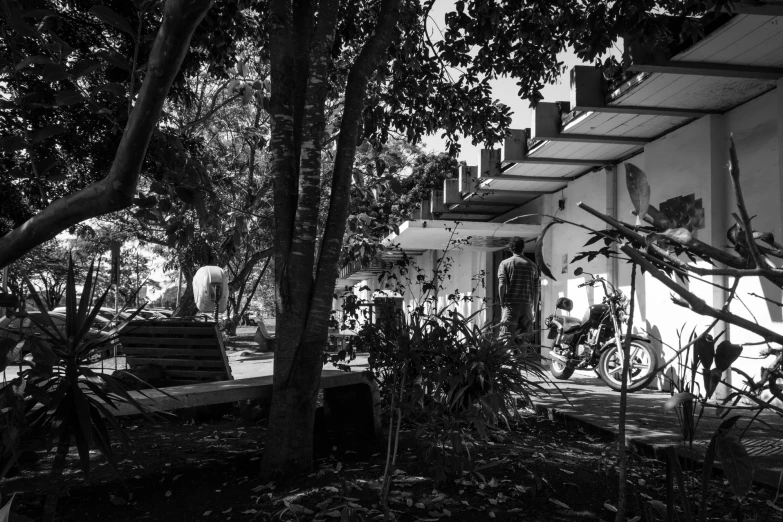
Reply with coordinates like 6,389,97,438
333,244,549,491
0,255,152,520
343,146,459,268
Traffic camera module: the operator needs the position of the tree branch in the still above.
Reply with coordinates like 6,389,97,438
621,244,783,346
229,247,273,289
581,202,746,269
0,0,214,269
728,137,764,269
310,0,402,328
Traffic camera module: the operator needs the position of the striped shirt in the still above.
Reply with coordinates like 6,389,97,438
499,255,538,306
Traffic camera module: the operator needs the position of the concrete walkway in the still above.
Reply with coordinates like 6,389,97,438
533,370,783,489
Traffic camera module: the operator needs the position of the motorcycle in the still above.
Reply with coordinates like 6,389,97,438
545,267,657,392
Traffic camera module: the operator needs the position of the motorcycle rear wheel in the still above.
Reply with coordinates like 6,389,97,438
550,358,574,380
598,340,657,392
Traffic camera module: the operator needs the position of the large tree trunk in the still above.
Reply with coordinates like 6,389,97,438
260,0,401,479
0,0,213,269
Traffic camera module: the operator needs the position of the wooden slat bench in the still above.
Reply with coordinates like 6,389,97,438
108,369,382,439
118,320,232,386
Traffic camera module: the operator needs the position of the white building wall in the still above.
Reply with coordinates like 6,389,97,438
541,90,782,389
338,248,493,331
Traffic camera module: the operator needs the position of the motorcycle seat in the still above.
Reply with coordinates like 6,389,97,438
552,315,582,334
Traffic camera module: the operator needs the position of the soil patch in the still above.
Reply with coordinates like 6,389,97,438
2,410,780,521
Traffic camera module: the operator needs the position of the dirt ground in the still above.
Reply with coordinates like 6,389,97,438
2,408,782,522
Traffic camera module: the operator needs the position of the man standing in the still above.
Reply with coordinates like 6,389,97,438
498,237,539,344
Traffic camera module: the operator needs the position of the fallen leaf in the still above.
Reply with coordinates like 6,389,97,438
549,498,571,510
165,490,172,498
488,512,496,519
203,511,211,516
604,502,617,512
767,500,783,513
222,507,232,514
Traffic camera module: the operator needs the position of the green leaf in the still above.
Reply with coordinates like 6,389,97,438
32,124,67,144
662,227,692,243
1,135,28,152
71,58,102,78
0,493,15,522
716,435,753,500
387,177,403,195
694,334,714,371
175,186,195,204
150,181,167,195
89,5,135,36
702,415,742,515
95,82,126,97
714,340,742,372
663,391,696,412
15,55,53,71
0,339,20,373
55,90,85,106
625,163,650,222
536,220,558,280
26,338,58,374
70,382,94,479
46,171,66,182
705,368,721,399
41,63,68,82
6,15,38,37
95,49,132,71
22,278,63,340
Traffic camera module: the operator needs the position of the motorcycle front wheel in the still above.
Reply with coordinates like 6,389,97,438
550,357,574,380
598,340,657,392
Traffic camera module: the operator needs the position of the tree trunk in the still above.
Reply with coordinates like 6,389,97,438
173,267,198,317
225,316,239,336
260,0,401,479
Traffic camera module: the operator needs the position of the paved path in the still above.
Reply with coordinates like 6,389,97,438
533,370,783,488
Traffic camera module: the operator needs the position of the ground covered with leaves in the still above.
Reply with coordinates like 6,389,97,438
2,410,781,521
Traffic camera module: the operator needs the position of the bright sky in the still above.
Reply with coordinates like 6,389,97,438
419,1,601,163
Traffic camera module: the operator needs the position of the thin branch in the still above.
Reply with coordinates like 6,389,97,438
622,245,783,346
728,137,764,269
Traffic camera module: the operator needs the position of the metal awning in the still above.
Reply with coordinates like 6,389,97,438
418,7,783,223
382,220,541,252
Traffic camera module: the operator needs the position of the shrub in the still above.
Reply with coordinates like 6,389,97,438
0,257,151,521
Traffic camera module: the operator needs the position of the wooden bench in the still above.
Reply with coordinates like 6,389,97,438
118,320,232,385
107,369,382,439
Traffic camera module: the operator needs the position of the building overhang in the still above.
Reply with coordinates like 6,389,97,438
382,220,541,253
408,11,783,224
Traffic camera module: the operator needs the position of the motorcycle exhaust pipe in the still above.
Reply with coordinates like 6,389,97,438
549,352,579,367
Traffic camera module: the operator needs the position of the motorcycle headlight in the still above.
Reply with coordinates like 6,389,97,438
618,310,627,323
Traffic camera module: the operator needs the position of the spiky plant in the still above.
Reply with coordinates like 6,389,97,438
0,255,151,522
